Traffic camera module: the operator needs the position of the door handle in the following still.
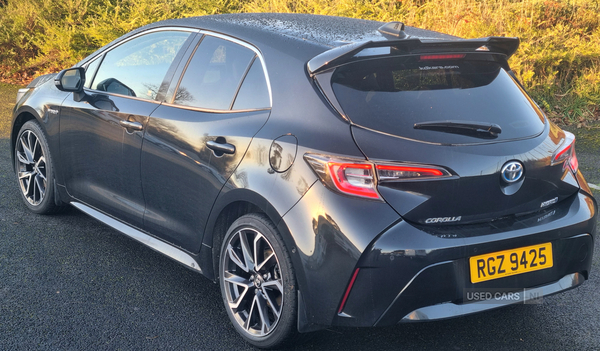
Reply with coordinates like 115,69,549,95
119,120,143,131
206,140,236,155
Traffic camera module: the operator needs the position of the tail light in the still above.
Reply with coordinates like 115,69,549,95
376,164,450,181
552,131,578,173
304,154,380,199
304,153,451,200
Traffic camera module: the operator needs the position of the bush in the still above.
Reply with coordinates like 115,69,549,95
0,0,236,81
1,0,598,124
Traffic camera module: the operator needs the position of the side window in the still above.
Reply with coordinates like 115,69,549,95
232,58,270,110
83,56,102,89
173,36,255,110
91,31,192,100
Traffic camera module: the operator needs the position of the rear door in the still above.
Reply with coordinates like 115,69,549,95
328,55,580,225
141,34,272,251
60,30,194,228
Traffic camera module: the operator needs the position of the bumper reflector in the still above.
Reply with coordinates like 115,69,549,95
338,268,361,314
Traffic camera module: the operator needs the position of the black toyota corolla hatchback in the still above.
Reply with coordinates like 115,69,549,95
11,13,597,348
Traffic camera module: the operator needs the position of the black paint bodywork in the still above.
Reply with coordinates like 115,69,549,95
11,14,597,333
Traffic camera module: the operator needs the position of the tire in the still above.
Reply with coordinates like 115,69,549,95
14,120,64,214
219,213,298,349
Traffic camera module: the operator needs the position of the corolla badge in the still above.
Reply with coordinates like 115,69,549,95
501,161,524,183
425,216,461,224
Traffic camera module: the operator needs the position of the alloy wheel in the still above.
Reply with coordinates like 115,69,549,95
16,129,47,206
221,227,284,337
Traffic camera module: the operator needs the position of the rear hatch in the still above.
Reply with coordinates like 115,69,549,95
316,40,581,225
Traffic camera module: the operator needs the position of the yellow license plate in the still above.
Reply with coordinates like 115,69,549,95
469,243,553,283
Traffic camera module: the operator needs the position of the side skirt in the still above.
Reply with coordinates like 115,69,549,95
71,202,202,273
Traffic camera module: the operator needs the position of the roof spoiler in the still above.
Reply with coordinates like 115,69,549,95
307,36,520,76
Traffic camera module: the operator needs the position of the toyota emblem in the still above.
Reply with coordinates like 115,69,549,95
501,161,524,183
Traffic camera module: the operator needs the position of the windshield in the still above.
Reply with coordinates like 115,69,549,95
331,57,545,144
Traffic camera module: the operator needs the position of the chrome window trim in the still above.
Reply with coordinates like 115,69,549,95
160,101,271,114
96,26,201,56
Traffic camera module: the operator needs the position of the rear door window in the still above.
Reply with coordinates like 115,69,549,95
172,36,256,110
331,57,545,144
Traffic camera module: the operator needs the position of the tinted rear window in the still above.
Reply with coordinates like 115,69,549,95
331,57,545,144
174,36,255,110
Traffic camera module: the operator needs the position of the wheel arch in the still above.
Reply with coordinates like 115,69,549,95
202,187,316,334
10,110,39,171
201,188,286,281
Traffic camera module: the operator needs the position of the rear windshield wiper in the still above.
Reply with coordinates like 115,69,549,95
414,120,502,138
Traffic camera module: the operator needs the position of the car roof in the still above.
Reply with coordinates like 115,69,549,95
86,13,458,66
74,14,463,123
168,13,457,48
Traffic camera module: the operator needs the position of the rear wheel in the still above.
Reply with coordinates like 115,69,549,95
15,120,64,214
219,213,298,349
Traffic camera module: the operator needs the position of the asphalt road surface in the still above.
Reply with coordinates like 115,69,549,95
1,120,599,349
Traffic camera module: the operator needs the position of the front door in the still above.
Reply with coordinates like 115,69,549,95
59,30,195,228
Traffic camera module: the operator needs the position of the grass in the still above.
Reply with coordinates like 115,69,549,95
0,83,20,139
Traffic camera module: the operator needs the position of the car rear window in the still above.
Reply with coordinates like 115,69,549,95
331,57,545,144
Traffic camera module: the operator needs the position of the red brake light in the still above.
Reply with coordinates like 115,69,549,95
569,147,579,173
304,154,381,200
552,131,578,173
553,143,572,163
327,162,379,199
420,54,465,61
304,154,451,199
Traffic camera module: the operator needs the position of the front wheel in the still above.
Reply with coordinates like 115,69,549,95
14,120,64,214
219,213,298,349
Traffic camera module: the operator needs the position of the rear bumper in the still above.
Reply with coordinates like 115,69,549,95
401,272,584,322
333,191,597,327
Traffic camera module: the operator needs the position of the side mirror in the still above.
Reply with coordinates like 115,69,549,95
55,67,85,92
55,67,87,101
